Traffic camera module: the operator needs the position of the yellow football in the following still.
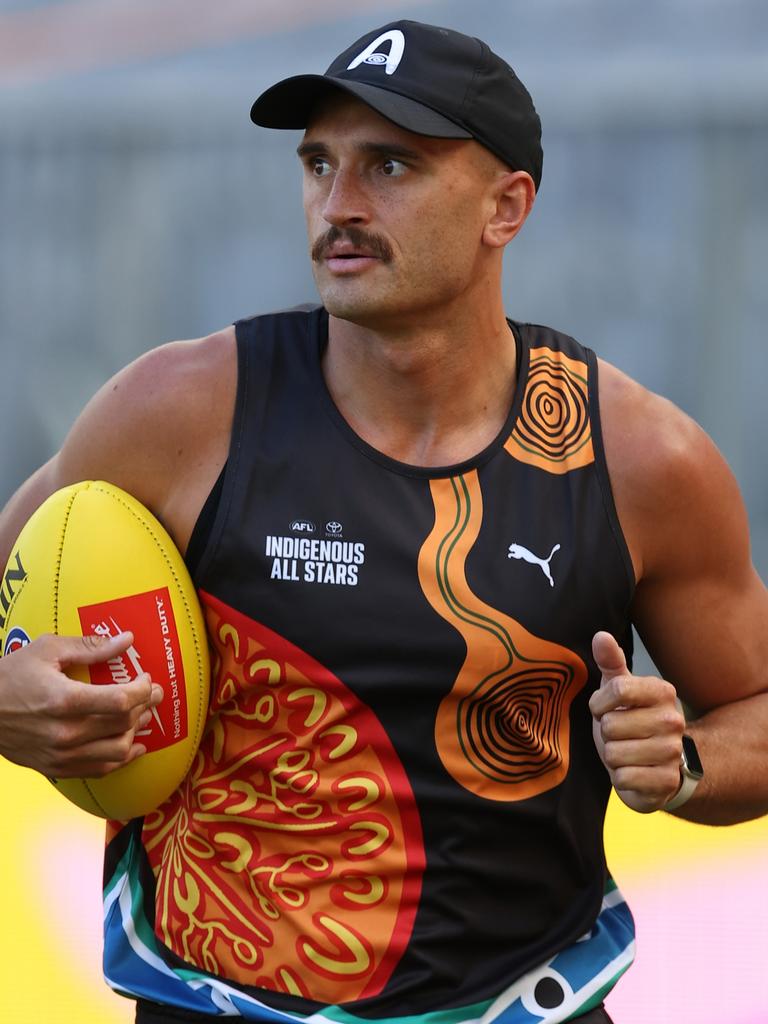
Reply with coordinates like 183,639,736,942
0,480,210,819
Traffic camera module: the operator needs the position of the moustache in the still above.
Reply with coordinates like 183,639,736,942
311,226,393,264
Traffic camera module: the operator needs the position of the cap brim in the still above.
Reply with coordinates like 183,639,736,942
250,75,472,140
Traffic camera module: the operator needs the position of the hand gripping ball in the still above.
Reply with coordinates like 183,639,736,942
0,481,210,819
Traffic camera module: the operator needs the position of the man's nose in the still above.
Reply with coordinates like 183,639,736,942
322,168,370,227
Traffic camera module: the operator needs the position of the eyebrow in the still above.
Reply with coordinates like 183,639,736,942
296,140,424,162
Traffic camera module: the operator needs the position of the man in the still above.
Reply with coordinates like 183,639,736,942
0,19,767,1024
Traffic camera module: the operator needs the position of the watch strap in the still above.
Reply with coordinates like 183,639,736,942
663,732,703,811
663,770,700,811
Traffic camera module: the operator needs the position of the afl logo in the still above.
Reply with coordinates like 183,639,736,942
325,521,343,536
365,53,388,65
290,520,316,534
3,626,31,656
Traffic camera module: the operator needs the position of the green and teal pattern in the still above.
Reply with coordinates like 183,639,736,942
103,831,634,1024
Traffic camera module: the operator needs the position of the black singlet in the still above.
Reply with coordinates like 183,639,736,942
103,305,636,1024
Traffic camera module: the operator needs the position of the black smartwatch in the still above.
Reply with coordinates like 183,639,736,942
664,734,704,811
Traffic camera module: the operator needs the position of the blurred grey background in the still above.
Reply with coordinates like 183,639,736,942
1,0,767,601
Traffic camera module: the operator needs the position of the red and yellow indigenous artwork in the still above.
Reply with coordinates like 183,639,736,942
141,594,424,1003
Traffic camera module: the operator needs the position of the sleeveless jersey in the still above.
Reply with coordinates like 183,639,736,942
102,305,637,1024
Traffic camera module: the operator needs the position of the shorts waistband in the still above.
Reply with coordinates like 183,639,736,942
135,998,614,1024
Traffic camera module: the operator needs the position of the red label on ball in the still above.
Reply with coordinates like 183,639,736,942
78,588,188,751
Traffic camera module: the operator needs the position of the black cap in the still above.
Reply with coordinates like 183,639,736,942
251,20,543,190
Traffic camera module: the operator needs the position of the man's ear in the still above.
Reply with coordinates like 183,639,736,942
483,171,536,248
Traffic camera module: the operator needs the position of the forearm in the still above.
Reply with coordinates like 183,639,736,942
674,690,768,825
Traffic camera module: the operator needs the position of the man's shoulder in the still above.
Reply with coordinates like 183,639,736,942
597,357,713,476
54,327,238,530
134,323,234,379
97,326,238,434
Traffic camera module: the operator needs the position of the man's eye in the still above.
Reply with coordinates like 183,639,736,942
311,158,332,177
381,159,407,177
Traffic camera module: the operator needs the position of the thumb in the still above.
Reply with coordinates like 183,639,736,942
592,630,629,683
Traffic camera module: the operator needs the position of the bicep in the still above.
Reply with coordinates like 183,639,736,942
1,331,236,563
0,394,158,572
630,445,768,713
634,561,768,713
0,458,62,570
0,353,172,566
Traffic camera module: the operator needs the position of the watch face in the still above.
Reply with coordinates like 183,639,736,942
681,734,704,778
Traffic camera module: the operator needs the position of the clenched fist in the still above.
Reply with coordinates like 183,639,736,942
589,631,685,813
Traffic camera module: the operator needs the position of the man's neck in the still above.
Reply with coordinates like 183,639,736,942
322,304,518,468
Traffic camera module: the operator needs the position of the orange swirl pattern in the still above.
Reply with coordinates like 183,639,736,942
504,347,594,473
140,593,424,1003
419,472,587,801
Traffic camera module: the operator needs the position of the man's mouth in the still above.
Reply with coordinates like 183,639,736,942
323,246,381,274
311,227,393,269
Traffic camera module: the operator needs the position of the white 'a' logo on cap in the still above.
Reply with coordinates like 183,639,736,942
347,29,405,76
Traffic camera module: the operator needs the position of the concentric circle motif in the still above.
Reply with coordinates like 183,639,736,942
140,592,424,1003
458,664,577,784
505,348,593,474
419,473,587,802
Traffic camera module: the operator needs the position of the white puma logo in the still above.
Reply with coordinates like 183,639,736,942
507,542,561,588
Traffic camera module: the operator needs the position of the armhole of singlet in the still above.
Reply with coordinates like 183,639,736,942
185,462,227,579
185,318,252,586
587,346,637,605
